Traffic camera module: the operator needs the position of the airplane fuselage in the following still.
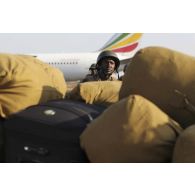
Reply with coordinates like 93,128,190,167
35,52,98,81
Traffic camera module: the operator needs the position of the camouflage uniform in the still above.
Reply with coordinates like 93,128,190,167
82,73,117,82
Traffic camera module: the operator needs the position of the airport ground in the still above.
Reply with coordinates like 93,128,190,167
67,81,79,92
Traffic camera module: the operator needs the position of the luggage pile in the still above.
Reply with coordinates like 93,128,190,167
2,48,195,162
0,53,106,162
80,47,195,162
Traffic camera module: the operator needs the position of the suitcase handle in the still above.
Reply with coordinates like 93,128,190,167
24,145,49,156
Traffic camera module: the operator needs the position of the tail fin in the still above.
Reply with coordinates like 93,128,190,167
100,33,142,53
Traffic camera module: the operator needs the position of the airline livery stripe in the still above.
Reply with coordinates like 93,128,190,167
112,42,138,53
102,33,130,50
107,33,142,50
101,34,121,48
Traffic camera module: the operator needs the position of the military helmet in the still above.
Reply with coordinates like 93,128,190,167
89,63,96,70
96,50,120,70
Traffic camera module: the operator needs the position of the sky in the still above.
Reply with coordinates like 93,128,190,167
0,33,112,54
140,34,195,57
1,33,195,56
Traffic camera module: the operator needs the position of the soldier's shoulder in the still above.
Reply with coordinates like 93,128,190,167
110,74,118,81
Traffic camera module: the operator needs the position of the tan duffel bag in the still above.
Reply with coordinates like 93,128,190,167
173,125,195,162
80,95,183,163
119,47,195,128
69,81,122,106
0,53,67,118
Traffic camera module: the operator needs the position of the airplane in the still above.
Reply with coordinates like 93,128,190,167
32,33,142,81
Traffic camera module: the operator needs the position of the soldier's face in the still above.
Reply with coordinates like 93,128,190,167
100,58,116,75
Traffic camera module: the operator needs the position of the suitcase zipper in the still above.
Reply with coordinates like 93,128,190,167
41,103,94,123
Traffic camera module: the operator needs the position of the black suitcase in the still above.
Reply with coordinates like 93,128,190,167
4,100,106,163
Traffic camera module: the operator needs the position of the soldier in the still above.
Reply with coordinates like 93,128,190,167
88,64,97,77
82,50,120,82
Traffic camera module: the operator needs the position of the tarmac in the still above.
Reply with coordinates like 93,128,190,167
67,81,79,92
